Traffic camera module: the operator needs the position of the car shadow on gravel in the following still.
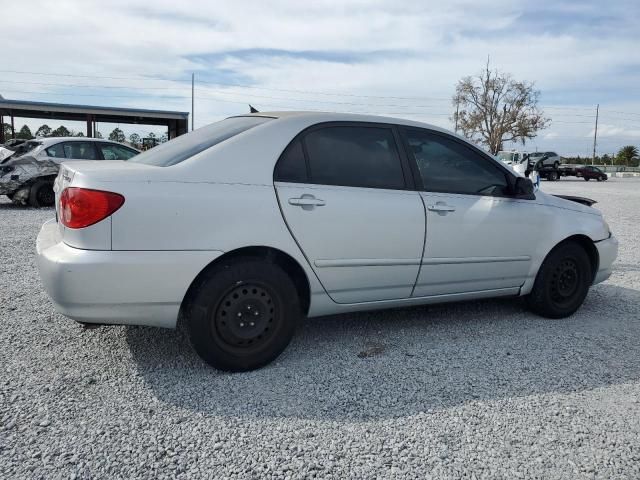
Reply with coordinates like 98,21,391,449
126,283,640,420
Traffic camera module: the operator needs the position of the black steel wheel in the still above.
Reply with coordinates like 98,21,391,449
525,241,592,318
186,257,301,371
28,180,55,207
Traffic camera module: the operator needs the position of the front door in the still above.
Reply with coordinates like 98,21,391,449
275,123,425,304
401,128,547,297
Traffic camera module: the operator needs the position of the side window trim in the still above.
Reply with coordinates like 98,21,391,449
399,127,515,197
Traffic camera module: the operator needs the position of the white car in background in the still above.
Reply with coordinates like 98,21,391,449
36,112,618,371
0,137,138,206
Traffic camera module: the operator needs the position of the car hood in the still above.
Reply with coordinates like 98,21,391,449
538,190,601,216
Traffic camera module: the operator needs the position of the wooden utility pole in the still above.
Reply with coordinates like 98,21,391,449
592,104,599,165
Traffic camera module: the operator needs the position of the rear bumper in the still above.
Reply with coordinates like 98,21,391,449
36,219,223,328
593,234,618,285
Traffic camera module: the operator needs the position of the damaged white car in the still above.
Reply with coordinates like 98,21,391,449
0,137,139,206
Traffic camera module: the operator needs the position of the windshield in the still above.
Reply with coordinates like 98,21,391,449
129,116,272,167
497,152,514,162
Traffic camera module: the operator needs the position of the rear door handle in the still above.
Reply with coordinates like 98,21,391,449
427,202,456,215
289,194,326,210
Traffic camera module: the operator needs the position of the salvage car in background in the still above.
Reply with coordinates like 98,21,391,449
36,112,618,372
0,137,139,206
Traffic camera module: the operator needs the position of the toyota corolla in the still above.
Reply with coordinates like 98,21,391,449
36,112,618,371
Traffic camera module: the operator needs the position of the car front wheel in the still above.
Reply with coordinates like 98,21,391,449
185,258,300,372
525,241,592,318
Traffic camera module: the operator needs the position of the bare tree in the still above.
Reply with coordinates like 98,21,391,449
453,61,549,154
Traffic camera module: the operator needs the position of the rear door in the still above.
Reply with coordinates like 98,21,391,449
274,122,425,304
401,128,548,297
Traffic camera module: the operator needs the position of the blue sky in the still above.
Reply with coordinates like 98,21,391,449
1,0,639,156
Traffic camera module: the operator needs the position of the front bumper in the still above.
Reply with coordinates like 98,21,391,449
593,234,618,285
36,219,223,328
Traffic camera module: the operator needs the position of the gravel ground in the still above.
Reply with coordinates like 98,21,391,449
1,178,639,479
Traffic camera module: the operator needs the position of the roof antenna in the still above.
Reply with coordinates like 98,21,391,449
249,104,259,113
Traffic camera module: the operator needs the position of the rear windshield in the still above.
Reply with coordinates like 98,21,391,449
129,116,272,167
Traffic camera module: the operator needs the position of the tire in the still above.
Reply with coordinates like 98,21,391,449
28,180,55,207
185,258,301,372
597,177,603,182
548,171,558,181
525,242,592,319
553,161,560,169
584,177,590,181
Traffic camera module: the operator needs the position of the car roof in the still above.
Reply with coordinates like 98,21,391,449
230,111,459,136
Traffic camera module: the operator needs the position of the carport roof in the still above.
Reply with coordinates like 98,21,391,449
0,98,189,123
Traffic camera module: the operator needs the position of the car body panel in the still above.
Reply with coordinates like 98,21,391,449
35,112,618,328
275,182,425,303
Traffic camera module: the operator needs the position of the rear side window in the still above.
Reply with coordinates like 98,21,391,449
64,142,98,160
47,142,97,160
129,116,272,167
303,126,405,189
275,139,308,183
45,143,65,158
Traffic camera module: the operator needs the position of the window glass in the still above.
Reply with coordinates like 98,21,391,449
274,139,307,182
100,143,138,160
129,116,271,167
404,129,508,196
303,126,405,189
45,143,65,158
59,142,97,160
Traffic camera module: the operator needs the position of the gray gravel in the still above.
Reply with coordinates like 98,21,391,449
1,178,640,479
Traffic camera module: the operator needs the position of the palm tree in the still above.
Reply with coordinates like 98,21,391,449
616,145,638,166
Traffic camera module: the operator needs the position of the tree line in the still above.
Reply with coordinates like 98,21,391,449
2,123,167,149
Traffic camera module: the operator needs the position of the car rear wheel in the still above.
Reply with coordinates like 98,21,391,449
584,177,590,181
553,161,560,169
29,180,55,207
548,171,558,181
525,241,592,318
185,258,300,372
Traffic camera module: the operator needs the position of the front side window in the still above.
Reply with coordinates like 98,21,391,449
99,143,138,160
303,126,405,189
404,129,508,196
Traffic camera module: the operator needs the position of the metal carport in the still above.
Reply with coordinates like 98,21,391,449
0,98,189,143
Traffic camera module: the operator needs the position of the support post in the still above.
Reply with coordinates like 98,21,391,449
86,114,93,137
10,113,15,139
592,104,599,165
191,72,195,131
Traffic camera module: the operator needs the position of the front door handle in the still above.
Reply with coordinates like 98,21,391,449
289,194,326,210
427,202,456,215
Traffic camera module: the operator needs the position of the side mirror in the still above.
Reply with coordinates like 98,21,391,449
514,176,534,198
507,175,534,198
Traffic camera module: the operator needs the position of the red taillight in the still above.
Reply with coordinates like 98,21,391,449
60,187,125,229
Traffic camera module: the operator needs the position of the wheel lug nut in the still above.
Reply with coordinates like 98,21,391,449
237,312,242,317
254,311,259,316
239,322,245,327
250,322,255,327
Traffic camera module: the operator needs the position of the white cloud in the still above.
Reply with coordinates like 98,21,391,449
1,0,638,155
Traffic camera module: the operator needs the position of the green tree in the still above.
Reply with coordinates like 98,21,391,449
35,124,52,137
159,133,168,143
16,125,33,139
453,61,549,154
51,125,71,137
128,133,141,148
2,122,12,141
94,130,103,139
75,132,85,137
108,127,126,143
616,145,638,166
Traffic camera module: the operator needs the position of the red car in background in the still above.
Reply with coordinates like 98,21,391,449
575,165,608,181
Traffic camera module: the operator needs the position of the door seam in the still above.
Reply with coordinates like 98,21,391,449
410,193,428,297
